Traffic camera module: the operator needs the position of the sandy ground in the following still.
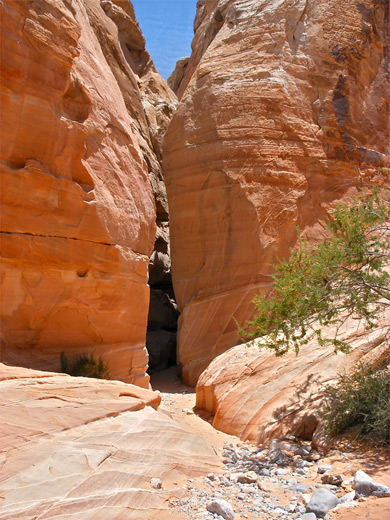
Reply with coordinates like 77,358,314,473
151,366,241,454
151,366,390,520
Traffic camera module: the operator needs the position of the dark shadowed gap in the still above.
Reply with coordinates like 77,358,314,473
146,237,180,374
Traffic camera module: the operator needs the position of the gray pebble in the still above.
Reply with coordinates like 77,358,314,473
340,491,355,503
290,483,310,494
306,488,340,518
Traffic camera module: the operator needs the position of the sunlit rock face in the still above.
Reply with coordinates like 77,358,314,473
196,312,390,447
0,0,176,386
163,0,390,385
0,363,220,519
168,56,190,95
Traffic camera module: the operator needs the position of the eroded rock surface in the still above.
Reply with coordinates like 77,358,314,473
0,0,176,384
0,363,219,519
168,56,190,95
196,313,390,446
163,0,390,385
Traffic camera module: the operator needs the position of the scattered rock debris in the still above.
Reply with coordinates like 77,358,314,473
164,438,389,519
150,370,389,520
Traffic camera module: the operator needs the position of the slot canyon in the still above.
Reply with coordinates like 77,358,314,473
0,0,389,518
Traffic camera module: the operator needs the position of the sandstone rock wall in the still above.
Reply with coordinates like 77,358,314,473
0,0,176,385
163,0,390,385
168,56,190,95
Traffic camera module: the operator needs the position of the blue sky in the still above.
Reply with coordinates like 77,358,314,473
132,0,196,80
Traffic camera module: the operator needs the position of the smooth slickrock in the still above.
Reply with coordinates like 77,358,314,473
196,312,390,445
0,363,219,519
0,0,176,385
163,0,390,385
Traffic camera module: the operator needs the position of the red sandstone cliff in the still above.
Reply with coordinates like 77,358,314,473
163,0,390,385
0,0,176,386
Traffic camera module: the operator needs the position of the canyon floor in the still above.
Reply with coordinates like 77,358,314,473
1,363,389,519
151,367,390,520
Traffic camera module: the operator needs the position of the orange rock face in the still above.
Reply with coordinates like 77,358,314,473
0,363,219,519
196,312,390,446
0,0,176,385
163,0,390,385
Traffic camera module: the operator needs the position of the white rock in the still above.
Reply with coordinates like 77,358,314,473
219,475,232,486
334,501,359,510
269,439,300,453
273,507,287,515
317,464,333,474
353,469,390,497
275,468,289,476
300,493,311,505
354,470,373,486
150,477,162,489
207,499,235,520
340,491,356,503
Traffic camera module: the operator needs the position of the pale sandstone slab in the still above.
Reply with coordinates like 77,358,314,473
0,364,219,519
196,313,390,446
163,0,390,385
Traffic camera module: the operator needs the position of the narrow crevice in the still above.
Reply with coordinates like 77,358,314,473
146,237,180,375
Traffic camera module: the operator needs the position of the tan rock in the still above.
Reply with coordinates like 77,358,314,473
163,0,390,385
168,56,190,95
196,312,390,446
257,480,281,494
0,363,219,519
0,0,176,384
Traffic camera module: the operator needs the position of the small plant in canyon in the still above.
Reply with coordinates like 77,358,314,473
60,351,109,379
321,360,390,445
240,187,390,355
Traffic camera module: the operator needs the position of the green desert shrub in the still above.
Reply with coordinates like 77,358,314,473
240,187,390,355
60,351,109,379
322,361,390,445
